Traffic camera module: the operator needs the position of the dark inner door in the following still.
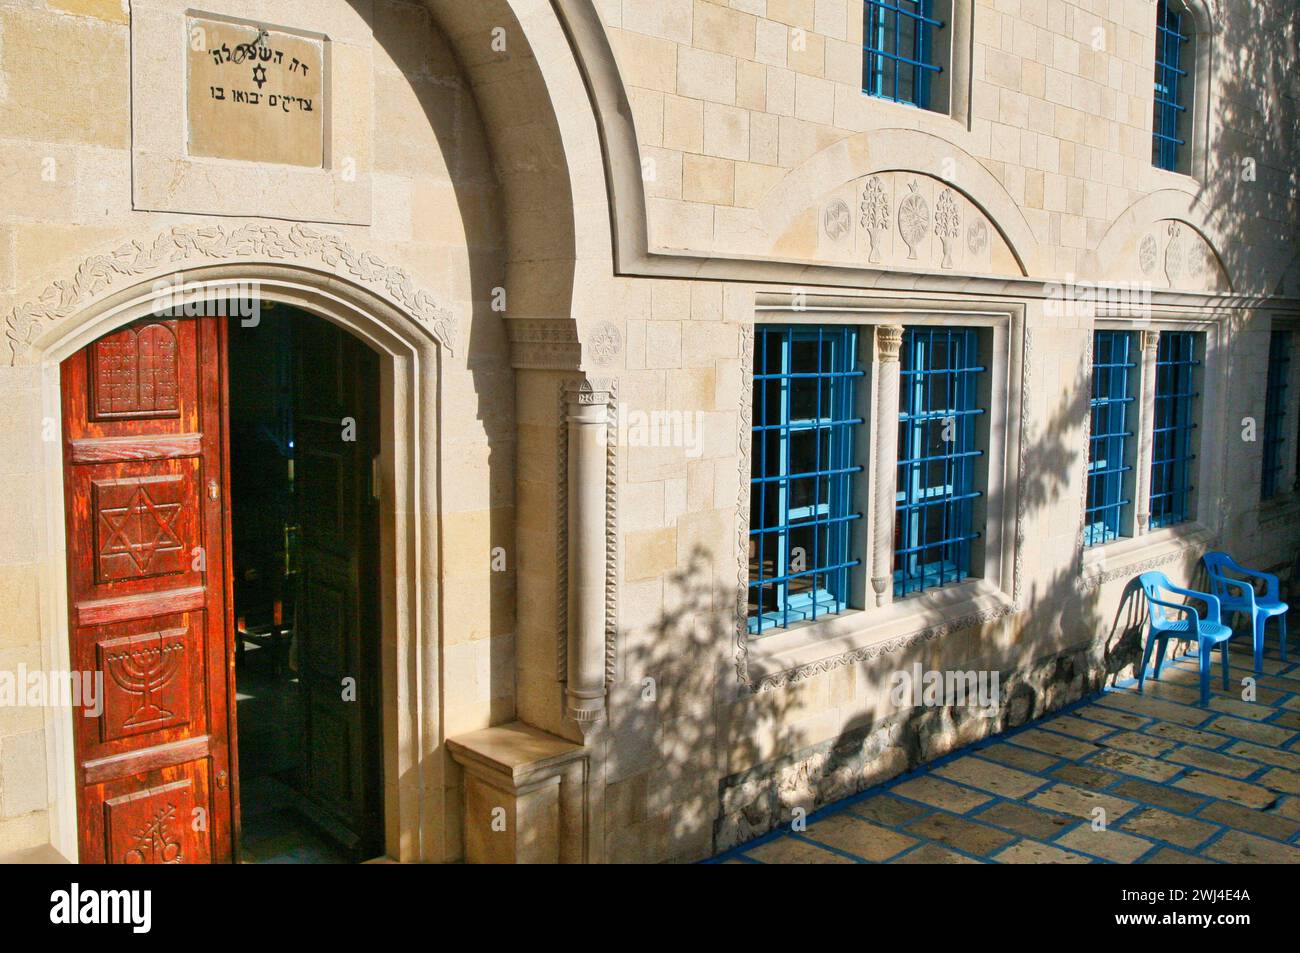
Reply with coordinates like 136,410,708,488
227,303,382,863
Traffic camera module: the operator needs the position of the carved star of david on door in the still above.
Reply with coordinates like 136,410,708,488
98,485,184,573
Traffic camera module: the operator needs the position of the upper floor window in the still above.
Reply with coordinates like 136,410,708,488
1262,330,1293,500
748,326,864,634
894,327,984,597
1085,331,1137,546
1149,331,1202,528
1153,0,1191,172
863,1,943,109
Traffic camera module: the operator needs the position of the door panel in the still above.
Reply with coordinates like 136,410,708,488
292,318,381,858
62,315,235,864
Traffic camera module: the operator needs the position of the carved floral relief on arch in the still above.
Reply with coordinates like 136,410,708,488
1120,219,1229,292
780,171,1023,277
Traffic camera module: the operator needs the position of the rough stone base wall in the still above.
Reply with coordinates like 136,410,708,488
712,640,1144,854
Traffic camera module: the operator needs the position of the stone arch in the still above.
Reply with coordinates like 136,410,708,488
1085,189,1241,292
758,128,1044,276
5,222,457,365
31,262,443,863
427,0,617,364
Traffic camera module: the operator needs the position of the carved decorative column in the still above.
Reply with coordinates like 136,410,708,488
871,326,904,606
1135,330,1161,534
565,379,612,731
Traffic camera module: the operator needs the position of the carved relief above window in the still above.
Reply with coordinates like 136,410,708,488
804,172,1020,276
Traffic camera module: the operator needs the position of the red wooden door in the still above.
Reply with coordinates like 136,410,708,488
61,314,236,864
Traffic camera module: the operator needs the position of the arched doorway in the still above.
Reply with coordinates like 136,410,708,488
56,291,400,863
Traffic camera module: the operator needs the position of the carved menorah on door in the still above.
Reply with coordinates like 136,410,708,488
105,637,185,728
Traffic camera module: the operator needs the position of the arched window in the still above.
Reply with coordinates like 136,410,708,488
1153,0,1195,172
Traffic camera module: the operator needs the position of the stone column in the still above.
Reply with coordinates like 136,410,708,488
871,326,904,606
1135,330,1161,534
565,379,611,731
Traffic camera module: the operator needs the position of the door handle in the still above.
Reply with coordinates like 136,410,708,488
216,770,228,790
208,478,220,501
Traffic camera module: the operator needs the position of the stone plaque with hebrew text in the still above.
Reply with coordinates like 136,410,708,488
187,18,324,168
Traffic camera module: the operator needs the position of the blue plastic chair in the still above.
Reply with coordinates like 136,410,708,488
1203,551,1289,674
1137,571,1233,706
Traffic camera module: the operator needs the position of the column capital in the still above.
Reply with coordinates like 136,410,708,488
875,325,905,363
565,376,616,408
1141,329,1161,353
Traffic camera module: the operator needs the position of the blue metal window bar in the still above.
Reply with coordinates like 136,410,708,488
863,0,942,108
1085,331,1137,546
1152,0,1189,171
1149,331,1200,528
1262,330,1292,499
894,328,984,598
748,326,864,634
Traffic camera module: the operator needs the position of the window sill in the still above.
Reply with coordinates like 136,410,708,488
745,578,1014,687
1078,522,1214,590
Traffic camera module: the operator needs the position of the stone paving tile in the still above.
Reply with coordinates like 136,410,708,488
891,775,992,813
1029,783,1138,822
1144,721,1232,748
1207,697,1280,721
1008,728,1099,760
1165,745,1262,779
1097,692,1207,726
1173,771,1278,809
904,813,1017,856
1045,715,1116,741
1204,716,1296,747
1271,710,1300,731
1055,826,1155,863
1118,808,1220,850
1110,778,1208,814
745,836,856,864
1074,704,1150,730
1224,741,1300,771
1146,847,1216,864
892,843,982,864
1257,767,1300,795
992,840,1091,864
932,756,1048,799
971,801,1075,840
1051,763,1124,790
1275,797,1300,822
974,742,1060,773
802,815,917,862
846,794,930,827
1087,747,1182,782
717,636,1300,865
1195,800,1300,842
1098,730,1177,758
1202,831,1300,864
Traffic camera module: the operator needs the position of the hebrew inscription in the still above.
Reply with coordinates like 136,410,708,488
187,18,324,168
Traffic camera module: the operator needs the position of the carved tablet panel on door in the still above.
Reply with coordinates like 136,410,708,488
90,320,181,420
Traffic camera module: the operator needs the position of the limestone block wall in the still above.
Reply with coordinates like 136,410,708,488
597,0,1298,289
0,0,514,859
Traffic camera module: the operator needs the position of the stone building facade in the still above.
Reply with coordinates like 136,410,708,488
0,0,1297,863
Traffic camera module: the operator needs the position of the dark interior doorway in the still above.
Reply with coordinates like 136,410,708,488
227,303,383,863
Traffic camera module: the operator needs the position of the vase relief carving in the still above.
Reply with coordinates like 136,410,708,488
897,180,930,261
859,176,890,264
1164,222,1184,285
